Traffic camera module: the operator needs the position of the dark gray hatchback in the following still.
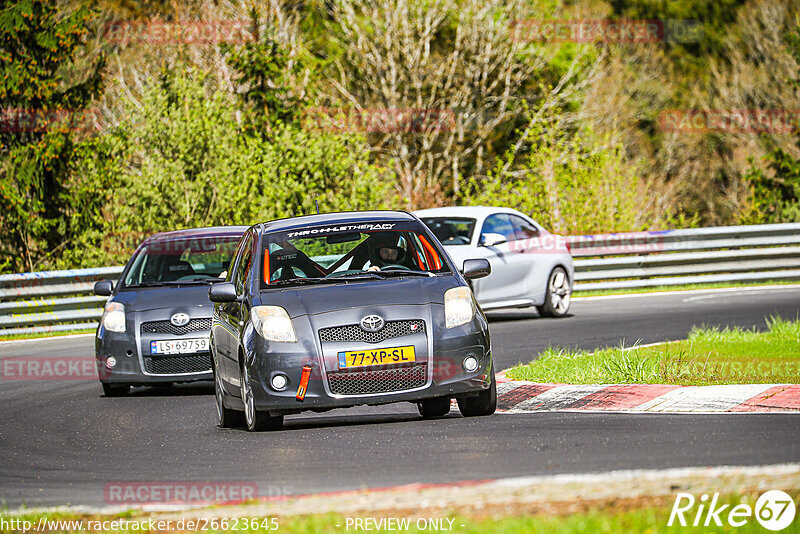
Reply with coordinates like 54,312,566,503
94,226,247,396
209,211,495,431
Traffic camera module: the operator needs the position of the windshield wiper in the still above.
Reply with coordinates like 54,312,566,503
127,278,222,288
268,278,332,287
126,281,171,288
326,272,385,280
376,269,435,277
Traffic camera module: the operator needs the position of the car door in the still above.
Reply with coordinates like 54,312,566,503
508,214,541,295
225,232,255,382
216,232,253,384
212,242,239,380
471,213,530,304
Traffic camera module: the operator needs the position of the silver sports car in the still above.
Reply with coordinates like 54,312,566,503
415,206,574,317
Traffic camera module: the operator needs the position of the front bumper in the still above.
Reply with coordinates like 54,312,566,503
242,308,491,416
95,326,213,385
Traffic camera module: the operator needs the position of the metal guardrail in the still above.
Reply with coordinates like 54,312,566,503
1,223,799,335
569,223,800,291
0,267,123,336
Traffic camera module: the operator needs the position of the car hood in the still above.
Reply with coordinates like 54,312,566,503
257,276,459,318
113,285,214,312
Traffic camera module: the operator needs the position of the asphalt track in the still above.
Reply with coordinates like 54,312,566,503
1,286,799,509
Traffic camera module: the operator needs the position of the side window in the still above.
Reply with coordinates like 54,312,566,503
481,214,515,243
226,235,247,282
234,233,253,295
510,215,539,241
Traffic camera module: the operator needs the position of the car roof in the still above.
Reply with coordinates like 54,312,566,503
413,206,527,219
145,226,249,242
257,210,418,233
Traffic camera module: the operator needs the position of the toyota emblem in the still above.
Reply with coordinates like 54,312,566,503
170,313,190,327
360,314,385,332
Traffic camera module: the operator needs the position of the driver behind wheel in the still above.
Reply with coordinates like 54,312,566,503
367,240,406,271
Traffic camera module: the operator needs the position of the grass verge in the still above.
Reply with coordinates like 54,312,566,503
505,316,800,385
572,280,800,297
0,328,95,342
2,492,797,533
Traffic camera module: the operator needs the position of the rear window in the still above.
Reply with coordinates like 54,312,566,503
421,217,476,246
259,220,450,287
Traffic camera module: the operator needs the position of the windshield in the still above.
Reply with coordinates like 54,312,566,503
421,217,476,246
260,220,450,288
123,235,242,287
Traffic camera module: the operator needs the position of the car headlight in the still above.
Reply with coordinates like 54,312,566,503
444,286,476,328
251,306,297,342
102,302,126,333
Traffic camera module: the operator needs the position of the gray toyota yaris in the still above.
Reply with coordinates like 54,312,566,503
209,211,495,431
94,226,247,396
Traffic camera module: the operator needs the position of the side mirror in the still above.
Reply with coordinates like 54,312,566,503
479,233,506,247
462,259,491,280
209,282,238,303
94,280,114,296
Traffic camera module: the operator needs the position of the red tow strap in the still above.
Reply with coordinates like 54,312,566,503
296,365,312,401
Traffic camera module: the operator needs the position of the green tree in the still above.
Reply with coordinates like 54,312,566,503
741,156,800,224
220,8,304,136
0,0,105,272
741,25,800,224
75,64,395,267
467,120,646,235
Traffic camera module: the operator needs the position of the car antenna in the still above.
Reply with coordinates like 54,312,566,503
315,200,320,214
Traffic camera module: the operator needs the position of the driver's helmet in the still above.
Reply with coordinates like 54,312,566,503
367,233,406,267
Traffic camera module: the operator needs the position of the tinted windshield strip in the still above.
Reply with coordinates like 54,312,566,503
258,220,451,289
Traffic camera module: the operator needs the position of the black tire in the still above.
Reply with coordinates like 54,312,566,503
215,369,244,428
102,383,130,397
240,363,283,431
457,372,496,417
418,396,451,418
537,266,571,318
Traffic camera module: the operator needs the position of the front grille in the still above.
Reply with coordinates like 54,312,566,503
141,318,211,336
327,363,427,395
319,320,425,344
143,354,212,375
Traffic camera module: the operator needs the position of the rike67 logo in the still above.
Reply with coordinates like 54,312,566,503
669,491,796,531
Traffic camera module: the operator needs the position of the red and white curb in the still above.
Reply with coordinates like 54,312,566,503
495,375,800,413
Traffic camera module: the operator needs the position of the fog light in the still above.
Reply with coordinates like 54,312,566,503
463,356,479,372
106,356,117,369
271,374,288,391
